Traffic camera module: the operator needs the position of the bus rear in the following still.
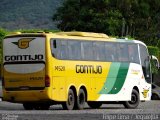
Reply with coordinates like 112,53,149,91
2,34,50,103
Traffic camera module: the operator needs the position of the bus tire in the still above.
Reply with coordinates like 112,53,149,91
62,89,75,110
76,89,86,110
87,102,102,109
23,103,34,110
123,89,140,109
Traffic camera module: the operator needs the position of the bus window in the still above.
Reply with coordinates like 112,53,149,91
128,44,140,64
81,41,93,60
51,39,68,59
117,43,129,62
140,44,151,83
93,42,105,61
68,40,81,60
105,42,117,62
51,39,61,58
60,40,68,59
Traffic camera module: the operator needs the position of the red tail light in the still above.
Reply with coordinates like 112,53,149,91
45,75,50,87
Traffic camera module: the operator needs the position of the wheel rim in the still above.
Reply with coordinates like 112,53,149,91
68,93,74,106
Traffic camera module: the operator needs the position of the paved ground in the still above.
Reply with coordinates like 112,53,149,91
0,101,160,120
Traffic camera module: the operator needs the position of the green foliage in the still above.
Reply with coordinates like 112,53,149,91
118,36,135,40
53,0,122,36
53,0,160,46
148,46,159,57
0,28,7,63
151,60,158,74
0,28,7,41
0,28,8,53
14,29,60,33
159,51,160,62
148,46,159,74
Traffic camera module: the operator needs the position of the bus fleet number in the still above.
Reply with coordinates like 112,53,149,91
55,66,65,71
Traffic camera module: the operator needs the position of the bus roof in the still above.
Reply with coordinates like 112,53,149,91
55,32,109,38
4,31,146,46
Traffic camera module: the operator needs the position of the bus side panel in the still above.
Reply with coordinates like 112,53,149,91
50,60,111,102
98,63,151,101
52,77,67,101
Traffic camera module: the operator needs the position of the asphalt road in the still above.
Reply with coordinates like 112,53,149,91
0,101,160,120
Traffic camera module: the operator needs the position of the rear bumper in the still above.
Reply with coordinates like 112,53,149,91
3,89,51,103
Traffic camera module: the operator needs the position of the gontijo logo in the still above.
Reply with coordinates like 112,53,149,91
142,88,149,98
12,38,35,49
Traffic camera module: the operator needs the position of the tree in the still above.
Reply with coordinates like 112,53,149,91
53,0,122,36
0,28,7,42
53,0,160,46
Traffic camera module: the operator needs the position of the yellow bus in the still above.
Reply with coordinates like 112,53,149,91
2,32,155,110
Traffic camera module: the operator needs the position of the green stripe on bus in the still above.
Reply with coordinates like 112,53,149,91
99,63,121,94
109,63,129,94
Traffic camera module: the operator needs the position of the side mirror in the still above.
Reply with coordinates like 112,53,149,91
150,55,159,69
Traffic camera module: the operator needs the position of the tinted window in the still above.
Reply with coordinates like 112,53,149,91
140,45,148,67
105,42,117,61
60,40,68,59
81,41,93,60
51,39,61,58
68,40,81,60
51,39,141,64
93,42,105,60
117,43,129,62
51,39,68,59
128,44,140,63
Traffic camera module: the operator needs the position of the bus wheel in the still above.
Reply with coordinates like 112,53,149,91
62,89,75,110
123,89,140,109
87,102,102,109
76,89,86,110
23,103,34,110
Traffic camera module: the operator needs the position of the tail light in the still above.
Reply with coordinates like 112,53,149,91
45,75,50,87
